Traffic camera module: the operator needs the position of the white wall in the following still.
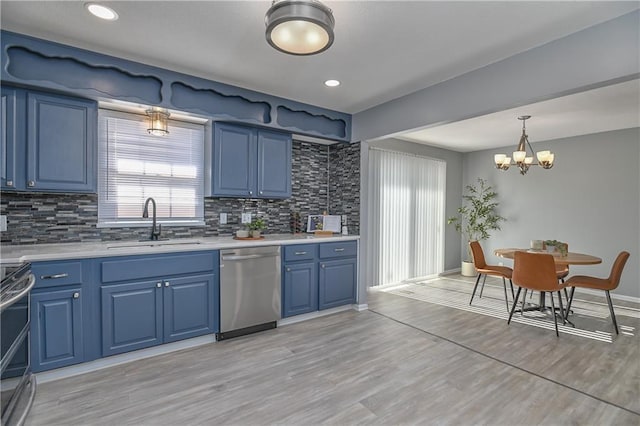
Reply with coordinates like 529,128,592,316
462,128,639,298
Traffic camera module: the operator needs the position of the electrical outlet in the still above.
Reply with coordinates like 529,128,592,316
0,215,6,232
241,213,252,224
219,213,227,224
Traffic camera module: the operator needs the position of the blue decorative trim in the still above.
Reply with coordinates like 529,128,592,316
1,30,352,141
171,82,271,124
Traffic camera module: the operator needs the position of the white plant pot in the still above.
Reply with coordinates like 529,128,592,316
251,230,261,238
236,229,249,238
461,261,476,277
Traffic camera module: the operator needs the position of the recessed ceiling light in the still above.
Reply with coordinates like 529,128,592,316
85,3,118,21
324,79,340,87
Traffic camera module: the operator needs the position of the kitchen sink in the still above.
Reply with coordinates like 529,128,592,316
106,240,203,250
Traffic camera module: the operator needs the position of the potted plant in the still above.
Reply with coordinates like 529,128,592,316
236,225,250,238
447,178,506,276
248,217,266,238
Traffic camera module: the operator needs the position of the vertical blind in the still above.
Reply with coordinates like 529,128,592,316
368,148,446,286
98,110,205,227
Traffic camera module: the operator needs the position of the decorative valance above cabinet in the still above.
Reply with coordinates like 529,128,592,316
1,30,351,143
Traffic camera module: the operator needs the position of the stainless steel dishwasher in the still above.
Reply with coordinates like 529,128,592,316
218,246,281,340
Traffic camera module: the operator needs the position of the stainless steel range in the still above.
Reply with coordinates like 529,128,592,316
1,262,36,426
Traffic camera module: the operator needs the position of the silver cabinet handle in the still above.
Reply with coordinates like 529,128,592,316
40,273,69,280
164,281,170,287
286,267,291,272
73,292,80,299
248,191,253,195
156,282,162,288
259,191,263,195
294,251,307,255
6,180,13,187
334,248,345,252
27,180,35,187
321,264,325,268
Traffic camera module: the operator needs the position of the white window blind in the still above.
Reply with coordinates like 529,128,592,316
368,148,446,286
98,109,205,228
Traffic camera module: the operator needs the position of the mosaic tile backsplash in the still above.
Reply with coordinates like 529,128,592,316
1,141,360,245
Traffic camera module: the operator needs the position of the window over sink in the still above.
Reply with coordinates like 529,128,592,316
97,109,205,228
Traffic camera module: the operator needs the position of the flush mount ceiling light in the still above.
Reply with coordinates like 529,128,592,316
494,115,555,175
146,108,170,136
324,79,340,87
85,3,119,21
265,0,335,56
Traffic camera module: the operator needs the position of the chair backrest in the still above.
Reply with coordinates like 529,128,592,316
607,251,630,289
512,251,560,292
469,241,487,268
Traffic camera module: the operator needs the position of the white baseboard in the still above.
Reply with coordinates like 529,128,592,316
278,305,354,326
439,268,462,275
576,287,640,304
353,303,369,311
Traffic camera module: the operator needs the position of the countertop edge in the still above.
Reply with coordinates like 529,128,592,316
1,234,360,263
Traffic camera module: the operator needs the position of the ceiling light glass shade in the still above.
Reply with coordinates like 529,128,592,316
265,0,335,55
513,151,526,163
85,3,119,21
146,108,170,136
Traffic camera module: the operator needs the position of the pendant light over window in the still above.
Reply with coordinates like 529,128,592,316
146,108,170,136
494,115,555,175
265,0,335,56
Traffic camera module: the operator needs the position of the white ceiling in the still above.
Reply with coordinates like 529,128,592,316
1,1,638,149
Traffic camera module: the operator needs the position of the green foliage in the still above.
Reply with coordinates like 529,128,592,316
249,217,266,231
447,178,506,260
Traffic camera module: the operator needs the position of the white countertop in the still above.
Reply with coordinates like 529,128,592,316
0,234,360,263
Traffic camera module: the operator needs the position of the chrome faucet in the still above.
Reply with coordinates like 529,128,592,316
142,197,161,241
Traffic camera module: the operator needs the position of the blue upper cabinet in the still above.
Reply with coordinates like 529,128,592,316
257,130,292,198
0,86,97,193
213,123,257,197
26,91,96,192
1,86,21,190
212,122,291,199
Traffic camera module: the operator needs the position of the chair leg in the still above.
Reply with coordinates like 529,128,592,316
508,287,522,325
520,287,527,317
502,277,509,312
605,290,619,335
479,274,487,298
469,274,482,305
509,280,515,299
550,292,559,337
565,287,576,321
557,291,566,325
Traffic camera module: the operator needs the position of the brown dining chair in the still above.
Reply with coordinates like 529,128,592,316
508,251,567,337
564,251,630,334
469,241,514,311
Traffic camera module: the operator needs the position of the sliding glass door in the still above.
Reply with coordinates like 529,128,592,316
368,148,446,286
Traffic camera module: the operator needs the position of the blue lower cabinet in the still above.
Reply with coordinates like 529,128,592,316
31,288,84,372
101,281,163,357
319,258,357,310
283,262,318,317
163,274,215,343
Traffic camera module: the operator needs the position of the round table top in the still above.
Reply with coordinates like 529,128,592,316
494,248,602,265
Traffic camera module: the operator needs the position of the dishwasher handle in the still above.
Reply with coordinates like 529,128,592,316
221,253,279,261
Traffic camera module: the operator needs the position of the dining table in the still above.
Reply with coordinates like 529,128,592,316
494,248,602,316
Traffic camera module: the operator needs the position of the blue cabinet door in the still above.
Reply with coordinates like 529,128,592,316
283,261,318,317
212,123,257,197
31,288,84,372
101,281,163,357
319,258,357,310
26,91,96,192
1,86,21,190
163,274,215,343
257,130,291,198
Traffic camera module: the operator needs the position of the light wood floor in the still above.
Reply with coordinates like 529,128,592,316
25,276,640,425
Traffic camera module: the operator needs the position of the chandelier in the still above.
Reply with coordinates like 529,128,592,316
494,115,555,175
265,0,335,56
146,107,170,136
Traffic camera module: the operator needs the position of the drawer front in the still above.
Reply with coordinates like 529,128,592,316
319,241,357,259
283,244,318,262
32,261,83,289
102,252,217,284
